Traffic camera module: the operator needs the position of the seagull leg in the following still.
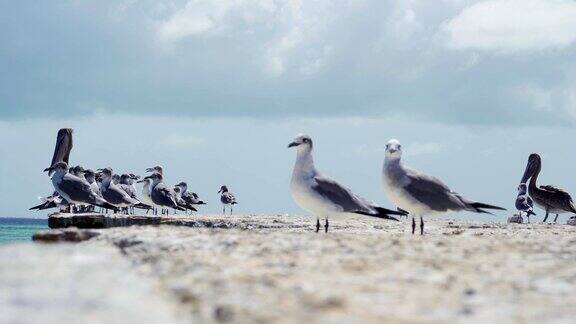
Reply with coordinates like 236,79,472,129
230,206,233,215
223,206,225,214
325,219,329,233
316,218,320,233
554,214,559,223
542,209,549,223
411,217,416,235
420,216,424,235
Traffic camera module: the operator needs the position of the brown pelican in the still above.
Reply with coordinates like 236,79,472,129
520,153,576,222
50,128,73,172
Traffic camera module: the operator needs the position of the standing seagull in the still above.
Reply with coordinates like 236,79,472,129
515,183,535,223
382,139,505,235
175,182,206,206
520,153,576,223
143,173,185,214
137,177,156,214
44,162,118,212
99,168,150,213
288,134,405,233
218,186,237,215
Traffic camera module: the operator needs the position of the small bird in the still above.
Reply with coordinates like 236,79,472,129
288,134,405,233
218,185,237,215
515,183,535,223
29,192,68,211
137,177,156,214
175,182,206,207
173,186,198,214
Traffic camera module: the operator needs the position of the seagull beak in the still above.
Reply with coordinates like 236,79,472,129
145,167,154,172
43,166,53,172
288,142,299,148
136,179,144,183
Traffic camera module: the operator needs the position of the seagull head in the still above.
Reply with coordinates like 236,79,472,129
98,167,113,179
517,183,528,194
175,181,187,189
218,185,229,193
44,161,68,173
288,134,313,151
146,165,163,175
129,173,140,180
385,139,402,159
143,172,162,184
84,169,96,182
120,174,131,184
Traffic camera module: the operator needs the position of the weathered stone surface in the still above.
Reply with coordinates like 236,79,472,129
7,215,576,323
32,227,100,242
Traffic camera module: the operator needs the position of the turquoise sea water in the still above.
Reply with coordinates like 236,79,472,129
0,218,48,245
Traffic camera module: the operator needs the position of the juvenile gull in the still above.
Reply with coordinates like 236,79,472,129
218,185,237,215
137,178,156,214
44,162,117,212
288,134,405,233
175,182,206,206
515,183,535,223
382,139,505,235
520,153,576,223
173,186,198,214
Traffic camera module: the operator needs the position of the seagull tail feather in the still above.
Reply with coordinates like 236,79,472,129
353,207,405,221
468,201,506,214
133,203,152,210
98,202,119,212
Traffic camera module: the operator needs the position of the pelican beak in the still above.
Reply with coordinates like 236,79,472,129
288,142,299,148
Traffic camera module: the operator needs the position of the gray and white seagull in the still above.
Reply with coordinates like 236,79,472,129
382,139,505,235
44,162,117,212
288,134,406,233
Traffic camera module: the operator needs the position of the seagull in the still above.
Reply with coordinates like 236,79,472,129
382,139,505,235
143,172,186,214
84,169,102,197
288,134,406,233
44,162,118,212
173,186,198,214
218,185,237,215
137,177,156,214
99,168,150,213
29,192,68,211
515,183,535,223
520,153,576,223
175,182,206,207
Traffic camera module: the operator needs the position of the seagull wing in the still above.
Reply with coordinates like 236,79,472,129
312,174,372,213
403,168,467,212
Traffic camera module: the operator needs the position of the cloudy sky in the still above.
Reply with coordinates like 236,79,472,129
2,0,576,220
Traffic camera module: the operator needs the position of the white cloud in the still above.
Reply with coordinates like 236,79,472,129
155,0,356,77
442,0,576,53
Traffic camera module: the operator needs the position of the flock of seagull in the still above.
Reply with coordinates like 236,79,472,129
30,129,239,216
31,128,576,235
287,134,576,233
